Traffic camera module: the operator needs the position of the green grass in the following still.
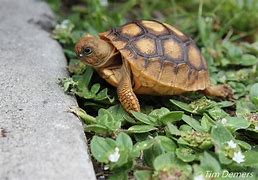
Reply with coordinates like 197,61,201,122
47,0,258,179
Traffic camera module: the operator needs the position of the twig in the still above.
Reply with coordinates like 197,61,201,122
134,164,153,171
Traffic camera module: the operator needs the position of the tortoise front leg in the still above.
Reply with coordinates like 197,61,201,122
117,59,140,113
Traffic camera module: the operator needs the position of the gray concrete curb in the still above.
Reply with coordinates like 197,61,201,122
0,0,96,179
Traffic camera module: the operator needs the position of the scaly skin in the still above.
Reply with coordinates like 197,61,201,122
203,84,234,99
117,59,140,113
117,83,140,113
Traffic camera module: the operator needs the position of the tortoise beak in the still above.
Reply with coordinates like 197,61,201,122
78,53,83,58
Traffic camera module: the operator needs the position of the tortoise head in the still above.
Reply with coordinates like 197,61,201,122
75,34,113,67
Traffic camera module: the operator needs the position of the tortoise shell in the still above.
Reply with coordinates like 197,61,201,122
100,20,211,95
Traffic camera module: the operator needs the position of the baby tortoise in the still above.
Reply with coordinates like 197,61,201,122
75,20,233,113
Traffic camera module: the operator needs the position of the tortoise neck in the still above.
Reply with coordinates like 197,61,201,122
95,44,120,68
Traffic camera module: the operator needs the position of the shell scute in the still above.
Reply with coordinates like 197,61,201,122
134,36,156,56
121,23,143,37
163,39,184,61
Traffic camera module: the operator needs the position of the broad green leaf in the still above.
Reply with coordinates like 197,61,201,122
64,49,77,59
244,150,258,167
131,111,157,126
235,101,249,117
123,112,137,124
223,41,243,59
242,42,258,54
236,99,257,117
109,158,134,172
107,105,127,123
159,111,184,124
95,88,114,102
109,171,128,180
153,152,192,176
170,99,197,114
149,107,170,119
250,83,258,106
208,107,229,120
225,117,250,131
90,136,116,163
133,139,155,152
218,152,232,165
154,136,177,152
128,125,157,133
179,124,193,132
201,114,215,132
202,113,216,124
90,83,100,94
116,132,133,151
134,170,152,180
96,109,121,131
78,67,93,89
236,140,251,150
182,115,206,132
229,82,247,98
177,138,191,146
211,124,233,147
77,89,92,99
143,144,164,167
153,152,176,171
217,101,234,108
200,151,221,172
176,147,196,162
166,122,181,136
134,133,149,142
240,54,257,66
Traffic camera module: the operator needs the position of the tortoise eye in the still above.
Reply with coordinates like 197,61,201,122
83,47,93,55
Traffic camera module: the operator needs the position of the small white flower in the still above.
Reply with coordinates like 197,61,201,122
255,125,258,131
60,20,70,29
221,118,227,125
148,135,154,139
232,151,245,164
103,165,109,170
100,0,108,6
194,175,205,180
227,140,237,149
108,147,120,162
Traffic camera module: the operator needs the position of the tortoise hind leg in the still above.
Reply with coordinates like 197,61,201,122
202,84,234,99
117,58,140,113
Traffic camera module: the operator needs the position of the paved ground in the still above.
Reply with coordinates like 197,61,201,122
0,0,96,179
